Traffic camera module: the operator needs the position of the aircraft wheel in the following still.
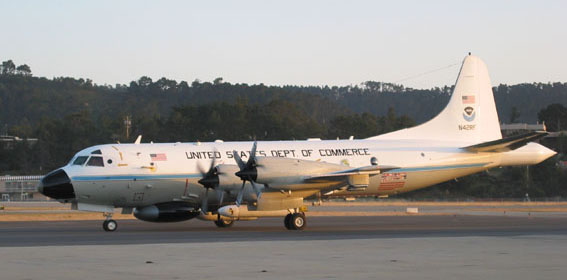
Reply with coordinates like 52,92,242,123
214,217,234,228
289,213,306,230
284,214,293,229
103,219,118,232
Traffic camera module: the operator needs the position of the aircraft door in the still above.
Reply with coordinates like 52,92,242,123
129,152,156,206
108,146,153,206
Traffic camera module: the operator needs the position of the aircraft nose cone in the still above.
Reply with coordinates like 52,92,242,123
39,169,75,200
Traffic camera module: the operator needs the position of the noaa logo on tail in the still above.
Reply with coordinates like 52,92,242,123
463,106,475,122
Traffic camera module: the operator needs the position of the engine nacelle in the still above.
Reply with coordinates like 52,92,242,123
254,157,344,189
216,164,243,191
134,202,200,223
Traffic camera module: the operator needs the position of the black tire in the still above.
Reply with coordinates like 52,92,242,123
289,213,306,230
214,217,234,228
284,214,293,229
103,219,118,232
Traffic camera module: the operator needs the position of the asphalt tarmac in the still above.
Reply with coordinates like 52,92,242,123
2,215,567,280
1,215,567,247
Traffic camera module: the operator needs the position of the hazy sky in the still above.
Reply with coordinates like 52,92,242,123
2,0,566,89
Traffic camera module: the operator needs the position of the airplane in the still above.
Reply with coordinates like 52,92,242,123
38,54,556,231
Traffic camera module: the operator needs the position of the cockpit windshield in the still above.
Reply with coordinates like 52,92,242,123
72,156,89,166
86,156,104,167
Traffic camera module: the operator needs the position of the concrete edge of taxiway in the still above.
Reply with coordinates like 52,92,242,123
3,210,567,222
2,201,567,222
0,211,461,222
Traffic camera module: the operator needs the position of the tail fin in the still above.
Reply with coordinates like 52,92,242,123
368,54,502,143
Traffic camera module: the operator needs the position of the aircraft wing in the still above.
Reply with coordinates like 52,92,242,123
304,165,399,183
462,131,548,153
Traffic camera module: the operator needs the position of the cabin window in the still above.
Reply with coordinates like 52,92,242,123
86,156,105,167
72,156,89,166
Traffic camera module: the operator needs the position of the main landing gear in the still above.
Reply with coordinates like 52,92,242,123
214,214,234,228
284,212,306,230
102,213,117,232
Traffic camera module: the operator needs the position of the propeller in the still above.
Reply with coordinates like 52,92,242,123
197,155,220,214
232,141,262,206
217,190,225,206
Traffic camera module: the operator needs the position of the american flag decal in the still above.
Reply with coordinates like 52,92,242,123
462,95,475,104
150,153,167,161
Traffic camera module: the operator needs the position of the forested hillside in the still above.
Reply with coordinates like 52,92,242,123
297,82,567,124
2,60,567,132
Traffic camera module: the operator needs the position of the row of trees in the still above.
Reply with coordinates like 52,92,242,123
538,103,567,131
0,100,414,174
2,59,567,131
1,60,32,76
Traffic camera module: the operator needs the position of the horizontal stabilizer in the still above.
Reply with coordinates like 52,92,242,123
462,131,548,153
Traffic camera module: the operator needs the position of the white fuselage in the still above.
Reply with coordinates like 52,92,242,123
61,138,555,209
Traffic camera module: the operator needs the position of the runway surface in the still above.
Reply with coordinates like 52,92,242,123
2,215,567,247
2,215,567,280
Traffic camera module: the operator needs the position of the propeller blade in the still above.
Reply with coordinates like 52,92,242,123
236,180,246,206
197,162,206,176
233,150,245,170
244,141,258,171
198,152,219,189
201,188,209,214
206,149,218,177
234,142,259,181
249,141,257,163
233,142,262,206
250,180,261,199
217,190,225,206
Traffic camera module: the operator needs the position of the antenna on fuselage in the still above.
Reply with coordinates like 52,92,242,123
134,135,142,144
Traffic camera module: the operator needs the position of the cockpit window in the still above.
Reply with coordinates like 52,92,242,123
72,156,89,166
86,156,104,167
91,149,102,154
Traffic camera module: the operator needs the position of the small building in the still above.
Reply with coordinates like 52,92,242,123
0,175,46,201
0,135,38,150
500,123,546,137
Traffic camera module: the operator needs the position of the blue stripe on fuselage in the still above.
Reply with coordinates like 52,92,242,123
72,174,201,181
70,163,488,182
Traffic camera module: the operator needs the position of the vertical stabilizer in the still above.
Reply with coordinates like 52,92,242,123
369,55,502,143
